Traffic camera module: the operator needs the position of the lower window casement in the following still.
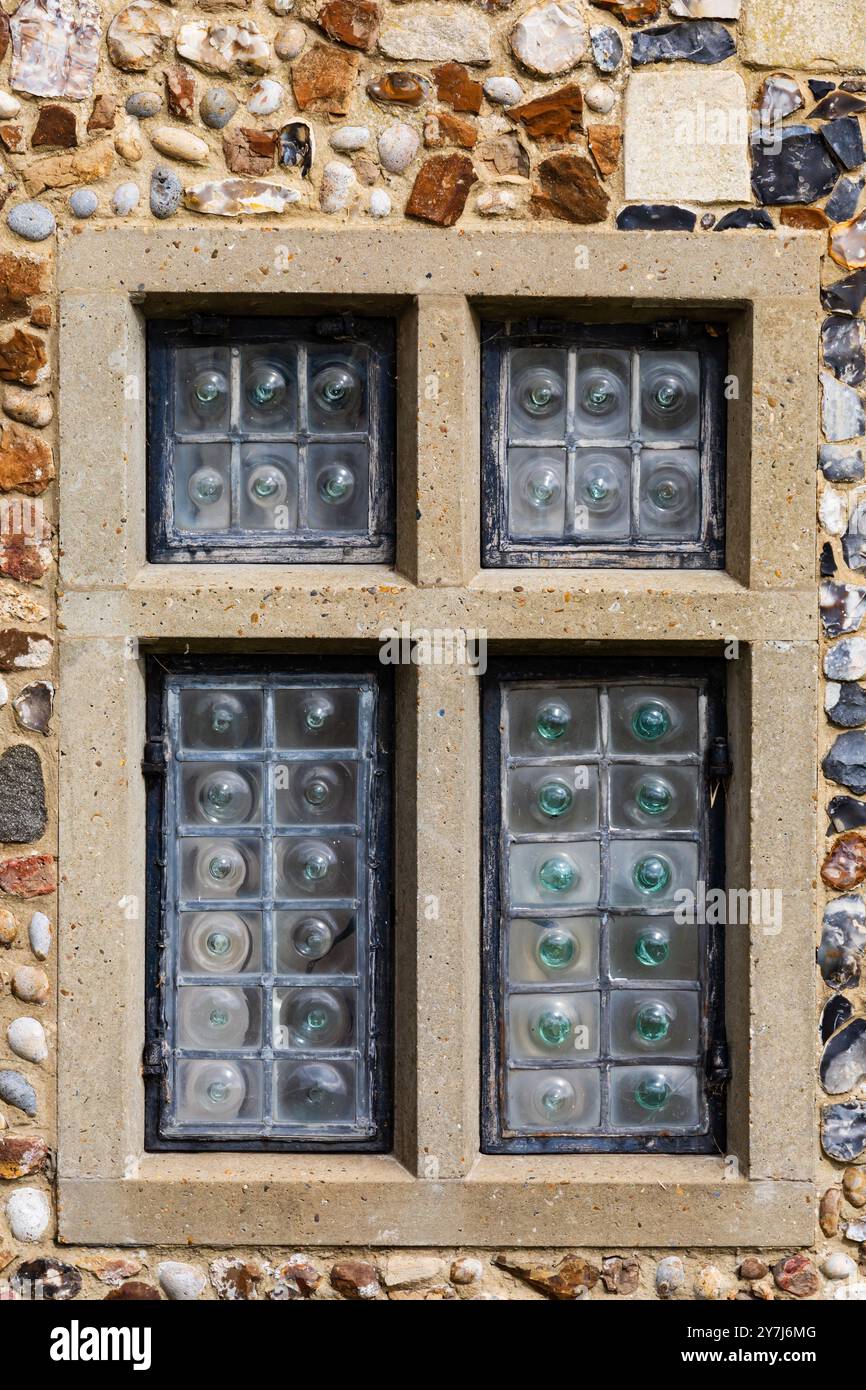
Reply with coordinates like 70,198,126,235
481,657,728,1155
143,656,393,1153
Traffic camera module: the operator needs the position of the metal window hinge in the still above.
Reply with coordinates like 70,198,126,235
141,740,167,778
141,1040,164,1077
651,319,688,345
706,1038,731,1097
708,734,732,807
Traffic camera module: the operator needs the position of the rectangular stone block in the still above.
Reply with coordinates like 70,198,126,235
624,70,751,204
742,0,866,71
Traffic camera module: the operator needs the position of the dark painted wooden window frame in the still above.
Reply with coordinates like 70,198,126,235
481,317,727,569
481,655,728,1156
143,653,394,1154
147,313,396,565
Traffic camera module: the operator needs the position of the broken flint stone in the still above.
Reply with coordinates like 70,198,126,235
819,893,866,988
751,126,838,207
632,21,735,66
821,1017,866,1094
822,1101,866,1162
617,204,696,231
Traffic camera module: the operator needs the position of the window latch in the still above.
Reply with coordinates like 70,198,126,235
651,319,687,345
708,734,732,807
706,1037,731,1097
141,740,167,779
141,1040,164,1077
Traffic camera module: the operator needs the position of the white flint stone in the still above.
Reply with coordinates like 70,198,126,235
822,371,866,443
824,637,866,681
29,910,51,960
378,122,419,174
625,70,750,203
0,676,7,706
6,1186,50,1242
820,486,847,536
330,126,370,152
111,181,140,215
509,2,585,78
477,187,518,216
585,82,614,113
756,73,803,123
379,4,492,66
368,188,391,217
450,1256,483,1284
0,93,21,118
275,20,305,60
158,1260,208,1299
247,78,283,116
7,1016,48,1065
177,20,272,76
320,160,356,213
484,76,523,106
670,0,740,14
823,1251,858,1278
826,681,842,712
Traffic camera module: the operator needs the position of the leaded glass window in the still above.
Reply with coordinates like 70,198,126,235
147,315,395,564
144,658,392,1151
481,319,726,568
482,659,726,1154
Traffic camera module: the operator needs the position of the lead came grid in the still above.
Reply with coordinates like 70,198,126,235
161,673,377,1141
499,678,709,1139
505,345,704,544
169,334,377,543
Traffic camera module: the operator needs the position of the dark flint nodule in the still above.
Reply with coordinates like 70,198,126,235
818,894,866,988
821,444,865,483
823,317,866,384
821,541,838,577
821,117,866,172
825,176,865,225
632,21,736,66
751,125,838,206
714,207,773,231
590,24,623,73
821,1017,866,1094
827,684,866,730
13,1259,82,1301
828,795,866,831
809,79,836,100
822,267,866,316
822,1101,866,1161
824,731,866,794
821,993,853,1042
820,581,866,637
811,91,866,119
617,203,696,230
280,122,314,177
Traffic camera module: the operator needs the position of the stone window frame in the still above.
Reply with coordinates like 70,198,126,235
57,226,819,1249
